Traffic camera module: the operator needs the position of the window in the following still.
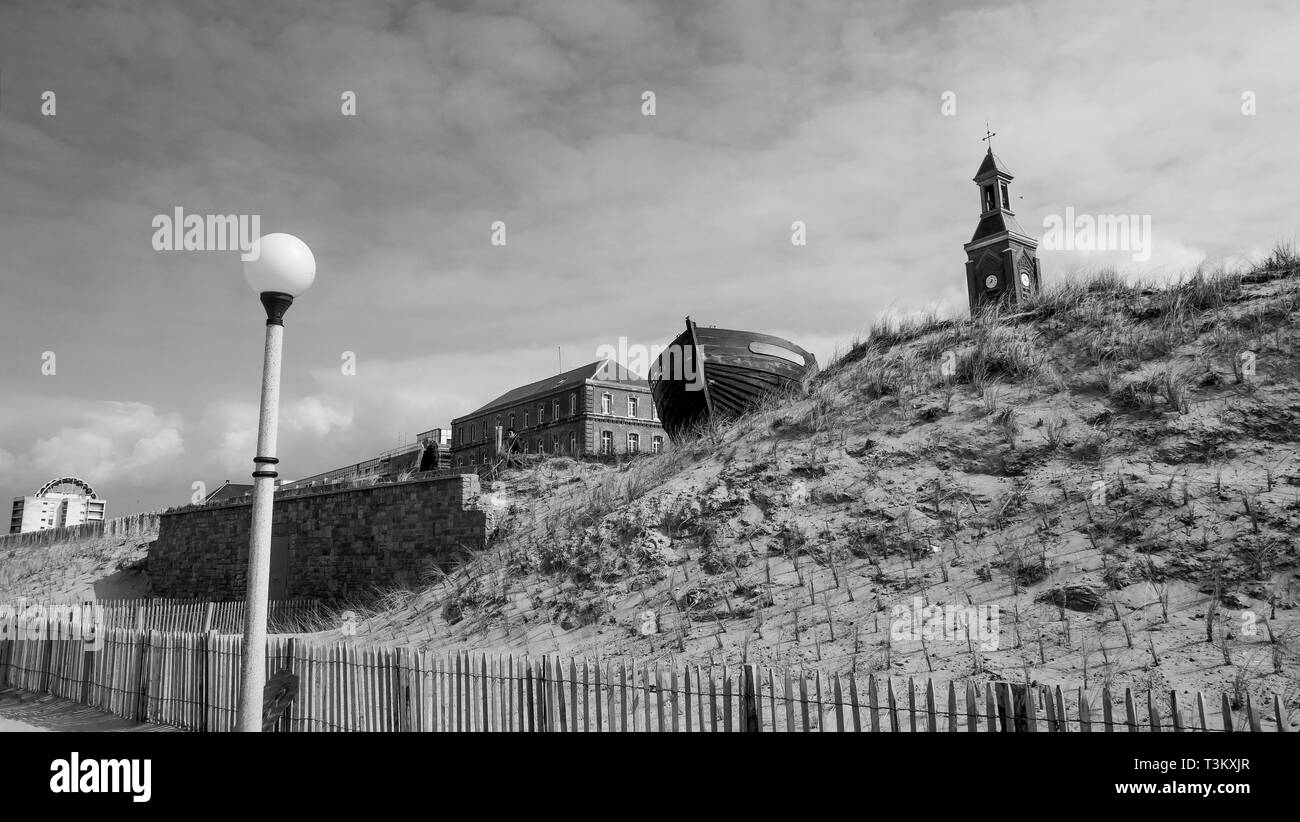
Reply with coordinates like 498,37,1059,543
568,431,577,453
554,399,560,419
569,393,577,415
601,393,612,415
983,185,995,212
627,432,639,453
522,440,529,453
1000,182,1010,209
508,413,515,431
524,410,531,428
552,435,559,453
600,431,613,455
496,415,502,432
652,436,663,453
628,396,638,418
539,403,545,424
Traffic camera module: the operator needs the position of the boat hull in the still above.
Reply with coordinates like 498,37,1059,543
650,319,818,441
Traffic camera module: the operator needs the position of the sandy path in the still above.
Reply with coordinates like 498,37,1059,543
0,689,174,732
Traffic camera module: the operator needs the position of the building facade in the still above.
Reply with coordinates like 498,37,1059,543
963,146,1042,315
10,477,107,534
450,360,666,466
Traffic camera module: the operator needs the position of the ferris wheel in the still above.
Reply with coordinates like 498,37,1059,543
35,476,97,498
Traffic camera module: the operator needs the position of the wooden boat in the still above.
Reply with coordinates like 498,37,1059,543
649,317,819,440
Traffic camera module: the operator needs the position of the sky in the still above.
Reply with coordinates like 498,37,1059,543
1,0,1297,516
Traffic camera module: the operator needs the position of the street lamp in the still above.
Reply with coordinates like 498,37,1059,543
236,232,315,732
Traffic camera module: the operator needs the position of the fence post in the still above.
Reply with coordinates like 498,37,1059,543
201,602,216,634
200,630,213,732
80,634,95,706
282,637,297,732
741,664,761,732
42,619,54,694
136,629,152,723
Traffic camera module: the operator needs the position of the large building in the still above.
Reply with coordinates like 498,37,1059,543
450,359,666,466
10,477,107,534
963,143,1042,315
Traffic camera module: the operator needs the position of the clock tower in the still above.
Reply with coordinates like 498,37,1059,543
963,144,1041,315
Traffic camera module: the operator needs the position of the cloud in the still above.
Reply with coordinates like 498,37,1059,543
24,402,184,485
201,396,354,475
281,396,353,439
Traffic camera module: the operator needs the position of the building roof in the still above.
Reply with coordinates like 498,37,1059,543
454,359,648,422
204,481,253,503
968,210,1032,244
974,148,1013,180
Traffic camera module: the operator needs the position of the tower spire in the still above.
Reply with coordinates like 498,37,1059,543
982,119,996,152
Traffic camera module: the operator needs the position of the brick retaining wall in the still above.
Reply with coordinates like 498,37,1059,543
147,474,492,601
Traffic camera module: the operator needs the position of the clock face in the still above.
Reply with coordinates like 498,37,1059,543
984,274,998,289
1020,271,1031,287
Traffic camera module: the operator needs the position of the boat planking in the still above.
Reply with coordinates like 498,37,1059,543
649,317,818,441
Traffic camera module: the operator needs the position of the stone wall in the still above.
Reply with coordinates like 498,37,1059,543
147,474,492,602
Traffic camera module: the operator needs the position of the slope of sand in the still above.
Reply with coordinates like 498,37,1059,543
4,262,1297,730
332,264,1300,727
0,530,154,601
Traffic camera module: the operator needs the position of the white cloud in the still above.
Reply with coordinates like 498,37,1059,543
201,396,354,475
25,401,184,484
280,396,353,439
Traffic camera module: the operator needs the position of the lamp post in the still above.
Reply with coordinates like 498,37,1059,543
236,232,315,732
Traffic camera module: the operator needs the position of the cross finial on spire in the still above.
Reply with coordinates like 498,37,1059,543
982,119,996,151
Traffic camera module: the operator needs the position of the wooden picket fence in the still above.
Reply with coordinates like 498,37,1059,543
0,622,1290,731
0,598,322,635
